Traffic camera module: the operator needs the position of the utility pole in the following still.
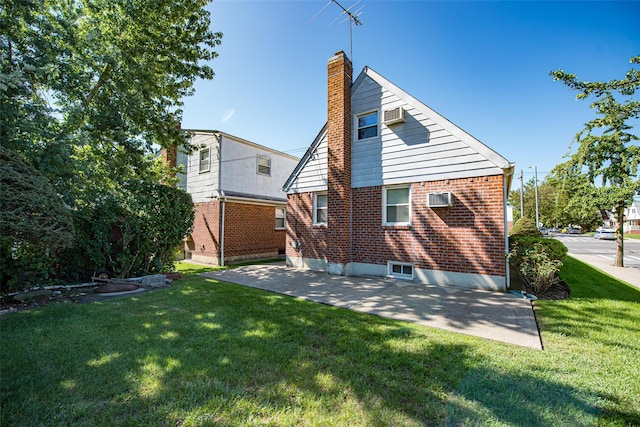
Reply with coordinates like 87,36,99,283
519,169,524,220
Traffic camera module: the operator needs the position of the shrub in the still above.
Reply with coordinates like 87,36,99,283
509,236,568,263
509,217,541,237
0,147,74,293
60,180,194,280
510,242,562,295
508,236,568,296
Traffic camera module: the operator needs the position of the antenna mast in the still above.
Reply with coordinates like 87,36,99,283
329,0,363,61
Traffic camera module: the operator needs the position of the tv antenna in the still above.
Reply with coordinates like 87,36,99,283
309,0,364,61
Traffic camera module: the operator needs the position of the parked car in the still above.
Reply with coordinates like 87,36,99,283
594,228,615,240
548,227,561,234
567,227,582,234
539,227,549,236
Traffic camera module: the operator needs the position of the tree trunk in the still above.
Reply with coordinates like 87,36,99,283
615,204,625,267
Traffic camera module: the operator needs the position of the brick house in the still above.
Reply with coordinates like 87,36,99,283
174,130,299,265
283,51,515,292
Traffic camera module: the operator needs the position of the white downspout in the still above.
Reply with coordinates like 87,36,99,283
215,132,225,267
503,164,515,291
220,192,226,267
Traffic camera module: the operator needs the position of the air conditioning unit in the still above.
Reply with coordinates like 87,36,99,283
428,192,452,208
383,107,405,125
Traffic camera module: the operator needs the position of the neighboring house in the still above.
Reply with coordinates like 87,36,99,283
600,198,640,234
283,51,515,292
626,200,640,234
169,130,299,265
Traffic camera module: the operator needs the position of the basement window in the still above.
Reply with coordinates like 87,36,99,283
388,262,414,280
356,111,378,140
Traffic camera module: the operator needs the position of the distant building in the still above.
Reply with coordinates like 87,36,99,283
167,131,299,265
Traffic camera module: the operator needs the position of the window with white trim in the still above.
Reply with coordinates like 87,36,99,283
199,148,210,173
383,186,411,225
356,111,378,140
313,192,327,225
388,262,414,280
275,207,286,230
257,155,271,175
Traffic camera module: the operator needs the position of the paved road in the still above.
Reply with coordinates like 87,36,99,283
553,234,640,271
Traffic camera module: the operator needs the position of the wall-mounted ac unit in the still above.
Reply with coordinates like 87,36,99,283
428,192,452,208
383,107,405,125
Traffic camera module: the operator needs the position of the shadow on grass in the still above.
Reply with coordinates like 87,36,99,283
0,273,616,425
559,256,640,302
446,365,601,425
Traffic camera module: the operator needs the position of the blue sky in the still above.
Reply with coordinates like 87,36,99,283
181,1,640,184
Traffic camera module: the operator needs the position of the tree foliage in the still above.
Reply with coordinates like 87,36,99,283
509,217,541,238
551,56,640,266
1,0,221,200
0,146,75,292
0,0,220,287
60,181,195,281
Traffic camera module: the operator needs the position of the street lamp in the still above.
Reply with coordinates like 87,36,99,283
529,165,539,228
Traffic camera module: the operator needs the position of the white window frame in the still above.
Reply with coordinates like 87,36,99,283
382,185,411,226
275,207,286,230
313,192,328,226
199,148,210,173
355,110,379,141
257,155,271,176
387,261,414,280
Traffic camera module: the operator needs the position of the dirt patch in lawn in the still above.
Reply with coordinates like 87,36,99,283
0,273,183,314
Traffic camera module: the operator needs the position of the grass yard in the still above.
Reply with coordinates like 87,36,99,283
1,258,639,426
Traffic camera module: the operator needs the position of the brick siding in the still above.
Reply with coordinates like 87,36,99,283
224,202,285,258
286,193,328,260
187,200,221,259
187,200,285,262
351,175,506,277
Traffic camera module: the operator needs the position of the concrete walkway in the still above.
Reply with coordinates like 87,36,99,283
201,264,542,350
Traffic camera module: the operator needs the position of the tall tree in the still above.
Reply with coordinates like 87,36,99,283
1,0,222,202
551,56,640,267
1,0,221,283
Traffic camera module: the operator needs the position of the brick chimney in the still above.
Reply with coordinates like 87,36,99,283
326,51,352,275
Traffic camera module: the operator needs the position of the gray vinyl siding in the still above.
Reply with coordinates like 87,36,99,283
184,132,220,203
287,137,328,193
351,74,502,188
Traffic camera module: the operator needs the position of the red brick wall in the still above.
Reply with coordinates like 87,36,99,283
326,51,352,266
352,175,506,277
187,200,221,259
224,202,285,258
286,193,328,260
287,175,506,278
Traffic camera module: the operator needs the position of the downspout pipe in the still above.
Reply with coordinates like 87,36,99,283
503,164,516,291
220,191,226,267
215,132,225,267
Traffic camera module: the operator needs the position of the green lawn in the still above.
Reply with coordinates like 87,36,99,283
1,258,639,426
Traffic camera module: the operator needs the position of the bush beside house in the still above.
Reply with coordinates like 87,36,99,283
509,217,568,297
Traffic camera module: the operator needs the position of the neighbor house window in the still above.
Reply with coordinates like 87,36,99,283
257,155,271,175
388,261,414,280
275,207,286,229
314,192,327,225
383,186,410,225
356,111,378,140
199,148,210,173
